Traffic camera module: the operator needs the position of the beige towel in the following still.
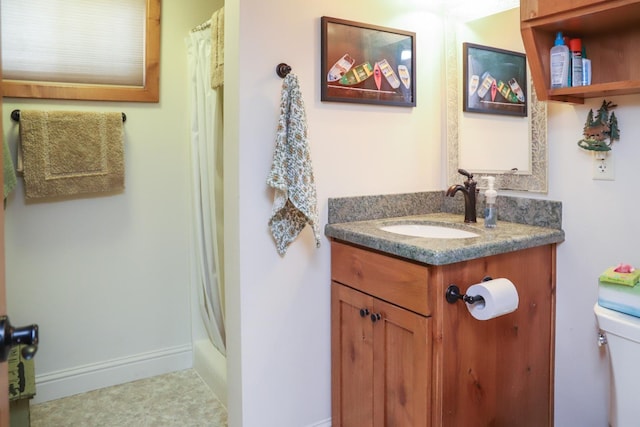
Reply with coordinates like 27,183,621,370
210,7,224,89
19,110,125,199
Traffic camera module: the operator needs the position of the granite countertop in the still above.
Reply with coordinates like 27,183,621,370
325,212,565,266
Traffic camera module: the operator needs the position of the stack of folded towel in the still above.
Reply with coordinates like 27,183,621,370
598,264,640,317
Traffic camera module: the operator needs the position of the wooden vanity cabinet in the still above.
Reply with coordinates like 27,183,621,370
331,240,556,427
331,240,432,427
520,0,640,103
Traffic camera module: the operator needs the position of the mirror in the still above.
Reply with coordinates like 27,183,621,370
445,8,548,193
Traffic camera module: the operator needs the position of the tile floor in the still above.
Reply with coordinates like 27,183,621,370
29,369,227,427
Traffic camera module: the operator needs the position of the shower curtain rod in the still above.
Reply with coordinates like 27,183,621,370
191,18,211,33
10,109,127,123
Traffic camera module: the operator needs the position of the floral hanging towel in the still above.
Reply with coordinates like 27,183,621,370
267,73,320,256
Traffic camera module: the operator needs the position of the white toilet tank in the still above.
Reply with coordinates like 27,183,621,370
594,303,640,427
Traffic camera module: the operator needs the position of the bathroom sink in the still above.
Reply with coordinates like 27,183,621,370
379,224,479,239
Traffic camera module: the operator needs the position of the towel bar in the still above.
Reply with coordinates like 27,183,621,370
10,110,127,123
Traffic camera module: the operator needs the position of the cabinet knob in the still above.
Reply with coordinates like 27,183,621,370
370,313,381,323
359,308,370,318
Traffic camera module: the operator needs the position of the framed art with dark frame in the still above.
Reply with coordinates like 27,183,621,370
463,43,527,117
321,16,416,107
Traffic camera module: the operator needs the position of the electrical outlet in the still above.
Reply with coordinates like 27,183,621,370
593,151,615,180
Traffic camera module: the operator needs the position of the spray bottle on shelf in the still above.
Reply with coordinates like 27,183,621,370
482,176,498,228
569,38,583,87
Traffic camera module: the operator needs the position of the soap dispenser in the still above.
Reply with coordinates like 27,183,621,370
483,176,498,228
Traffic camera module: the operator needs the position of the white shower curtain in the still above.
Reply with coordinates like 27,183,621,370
187,25,226,355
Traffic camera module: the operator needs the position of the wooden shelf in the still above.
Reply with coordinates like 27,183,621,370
546,80,640,102
521,0,640,103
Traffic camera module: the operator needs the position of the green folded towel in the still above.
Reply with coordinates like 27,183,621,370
599,266,640,287
3,139,17,199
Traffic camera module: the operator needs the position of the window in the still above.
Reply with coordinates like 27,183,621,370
0,0,160,102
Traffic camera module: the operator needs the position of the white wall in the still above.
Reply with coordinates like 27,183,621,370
547,96,638,427
227,0,444,426
2,0,214,402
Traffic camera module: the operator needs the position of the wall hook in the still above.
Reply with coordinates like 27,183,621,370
276,63,292,78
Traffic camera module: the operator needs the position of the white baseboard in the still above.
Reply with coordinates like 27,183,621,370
307,418,331,427
192,339,227,407
33,344,193,404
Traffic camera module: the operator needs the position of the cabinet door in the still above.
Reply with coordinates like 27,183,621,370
439,245,554,427
521,0,609,20
331,282,375,427
372,298,431,427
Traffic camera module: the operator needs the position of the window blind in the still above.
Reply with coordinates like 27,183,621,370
1,0,147,86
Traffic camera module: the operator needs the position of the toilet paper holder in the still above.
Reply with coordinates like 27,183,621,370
445,276,492,305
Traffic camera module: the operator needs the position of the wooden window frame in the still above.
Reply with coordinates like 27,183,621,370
1,0,161,103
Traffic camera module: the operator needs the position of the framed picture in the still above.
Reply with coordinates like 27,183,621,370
463,43,527,117
321,16,416,107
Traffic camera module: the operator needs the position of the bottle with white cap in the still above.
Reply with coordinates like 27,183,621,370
483,176,498,228
550,32,570,88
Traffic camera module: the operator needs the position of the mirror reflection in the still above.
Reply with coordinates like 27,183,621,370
445,8,548,193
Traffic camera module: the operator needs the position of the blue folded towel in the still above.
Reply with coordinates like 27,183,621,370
599,280,640,318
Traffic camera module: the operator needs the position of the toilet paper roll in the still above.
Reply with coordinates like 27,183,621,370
464,278,519,320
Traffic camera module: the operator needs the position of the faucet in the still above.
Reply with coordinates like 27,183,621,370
446,169,478,223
